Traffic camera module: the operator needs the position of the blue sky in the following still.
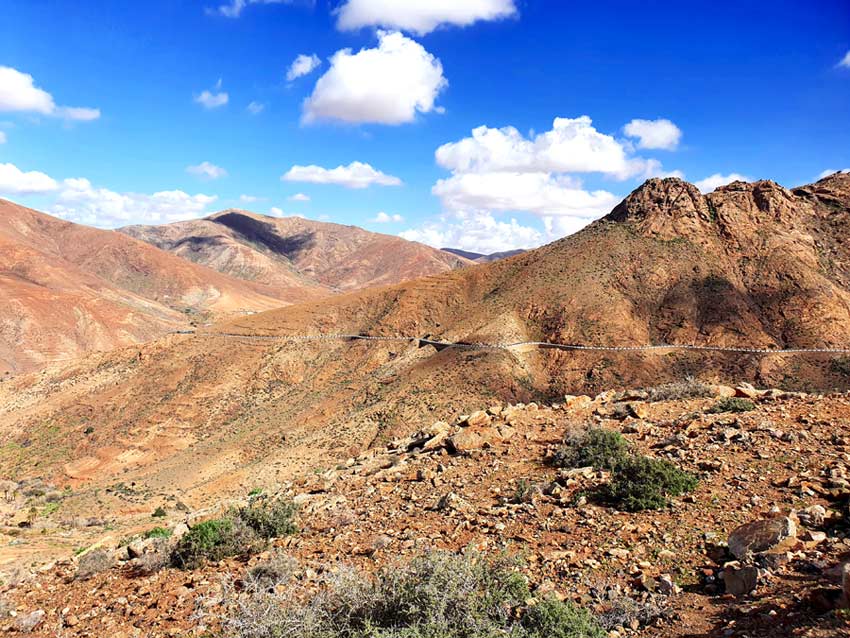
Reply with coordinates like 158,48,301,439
1,0,848,253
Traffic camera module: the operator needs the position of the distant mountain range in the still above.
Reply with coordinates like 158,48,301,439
441,247,526,263
0,204,469,373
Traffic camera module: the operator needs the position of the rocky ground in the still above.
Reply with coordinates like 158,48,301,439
2,382,850,637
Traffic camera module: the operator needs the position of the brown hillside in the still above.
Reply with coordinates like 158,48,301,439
121,210,472,292
1,175,849,502
0,200,323,373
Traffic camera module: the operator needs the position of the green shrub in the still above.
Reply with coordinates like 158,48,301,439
143,526,172,540
706,397,755,414
522,596,606,638
223,550,604,638
171,517,264,569
152,506,167,518
604,456,698,512
552,427,631,471
830,357,850,377
237,496,298,539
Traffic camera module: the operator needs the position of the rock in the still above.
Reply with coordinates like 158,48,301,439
712,384,736,398
127,539,147,559
436,491,471,512
564,395,593,410
626,402,649,419
727,517,797,560
172,522,189,540
734,383,762,399
15,610,45,632
448,429,486,454
723,565,759,596
464,411,491,428
798,504,827,528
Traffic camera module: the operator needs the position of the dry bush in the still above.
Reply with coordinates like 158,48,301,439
647,377,716,402
75,549,113,580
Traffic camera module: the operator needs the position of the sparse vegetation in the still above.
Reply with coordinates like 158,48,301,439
223,550,605,638
831,357,850,377
152,506,167,518
604,455,698,512
647,377,716,402
171,518,264,570
237,495,298,539
552,426,631,471
706,397,756,414
143,526,172,540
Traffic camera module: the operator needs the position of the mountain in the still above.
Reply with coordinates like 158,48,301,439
2,174,849,498
0,199,323,374
441,247,526,263
122,210,472,292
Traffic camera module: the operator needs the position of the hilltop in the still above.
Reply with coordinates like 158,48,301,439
121,210,472,292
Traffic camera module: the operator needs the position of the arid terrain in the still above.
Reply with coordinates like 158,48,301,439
1,174,850,636
0,203,470,375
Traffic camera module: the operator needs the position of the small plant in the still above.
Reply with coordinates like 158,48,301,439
247,487,263,498
171,517,264,570
552,427,631,471
706,397,756,414
521,596,607,638
83,426,95,435
604,455,698,512
245,550,297,592
152,506,167,518
511,479,535,504
647,377,716,402
143,526,172,540
237,496,298,539
830,357,850,377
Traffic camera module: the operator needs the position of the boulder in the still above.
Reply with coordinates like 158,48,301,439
728,517,797,560
448,429,487,454
723,564,760,596
563,395,592,410
464,411,491,428
734,383,763,399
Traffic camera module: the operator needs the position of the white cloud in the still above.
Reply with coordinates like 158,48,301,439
288,192,310,201
0,66,100,121
239,194,264,203
401,212,542,254
269,206,285,216
51,178,217,227
694,172,750,193
287,54,321,81
247,101,265,115
435,116,661,180
186,161,228,180
623,118,682,150
303,31,447,125
0,162,58,195
195,79,229,109
838,51,850,68
433,171,619,220
818,168,850,179
0,131,5,144
207,0,302,18
335,0,517,35
282,161,401,189
372,211,404,223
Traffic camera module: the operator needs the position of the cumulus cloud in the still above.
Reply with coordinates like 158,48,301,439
207,0,304,18
288,192,310,201
269,206,285,216
0,66,100,121
51,178,217,227
372,211,404,223
838,51,850,68
335,0,517,35
435,116,662,180
433,171,619,220
623,118,682,150
239,194,263,203
0,162,58,195
247,101,265,115
694,172,751,193
195,79,229,109
282,161,401,188
401,212,542,254
303,31,447,125
287,54,321,81
818,168,850,179
186,161,228,180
